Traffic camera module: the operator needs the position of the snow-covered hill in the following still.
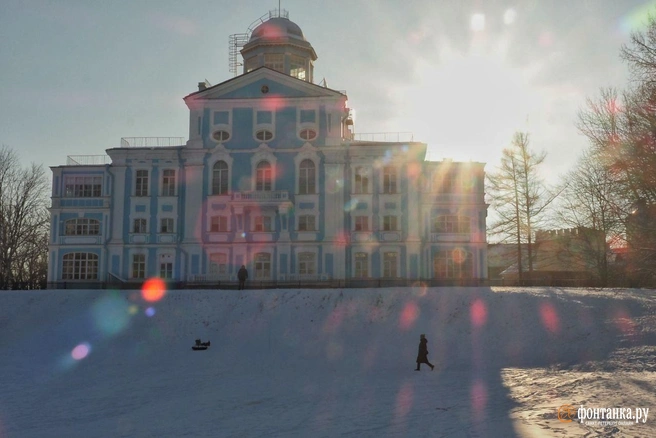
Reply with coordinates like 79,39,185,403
1,287,655,437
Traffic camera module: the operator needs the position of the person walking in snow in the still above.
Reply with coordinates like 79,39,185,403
415,334,434,371
237,265,248,290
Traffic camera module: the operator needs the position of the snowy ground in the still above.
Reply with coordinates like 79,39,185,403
1,286,655,437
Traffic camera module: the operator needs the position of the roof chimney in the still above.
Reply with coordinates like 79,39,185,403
198,81,209,91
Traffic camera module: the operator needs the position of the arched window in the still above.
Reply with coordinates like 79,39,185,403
298,159,316,194
65,218,100,235
433,249,472,279
256,161,272,191
62,253,98,280
212,161,229,195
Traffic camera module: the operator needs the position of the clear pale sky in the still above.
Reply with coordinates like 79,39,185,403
0,0,653,181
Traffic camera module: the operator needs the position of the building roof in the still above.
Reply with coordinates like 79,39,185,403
248,17,306,43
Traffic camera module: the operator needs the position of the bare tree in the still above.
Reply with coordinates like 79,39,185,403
0,145,49,289
554,150,627,286
487,132,556,284
575,16,656,285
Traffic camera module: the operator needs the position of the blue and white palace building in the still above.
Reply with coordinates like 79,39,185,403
47,11,488,288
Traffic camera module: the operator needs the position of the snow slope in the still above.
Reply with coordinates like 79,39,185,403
1,286,655,437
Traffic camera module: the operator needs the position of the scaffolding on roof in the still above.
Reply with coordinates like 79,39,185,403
228,9,289,76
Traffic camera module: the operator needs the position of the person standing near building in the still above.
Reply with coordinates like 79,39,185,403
415,334,434,371
237,265,248,290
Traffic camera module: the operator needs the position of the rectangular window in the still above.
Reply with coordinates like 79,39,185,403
62,253,98,280
210,216,228,232
160,262,173,279
256,111,272,125
133,218,147,234
354,253,368,278
254,216,272,232
300,109,316,124
132,254,145,279
254,253,271,279
64,176,102,197
209,253,228,275
135,170,149,197
65,218,100,235
383,215,398,231
298,252,315,275
354,168,369,194
290,55,306,80
160,218,174,233
383,167,397,194
298,215,315,231
264,54,284,72
432,216,470,233
383,252,398,278
161,170,176,196
213,111,229,125
354,216,369,231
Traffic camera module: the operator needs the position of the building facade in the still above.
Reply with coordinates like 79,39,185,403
48,12,488,288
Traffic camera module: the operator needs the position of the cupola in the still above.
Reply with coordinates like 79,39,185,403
240,11,317,82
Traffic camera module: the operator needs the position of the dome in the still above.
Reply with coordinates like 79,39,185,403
249,17,306,43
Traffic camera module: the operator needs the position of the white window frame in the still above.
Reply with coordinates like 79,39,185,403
298,252,316,275
161,169,176,197
64,176,102,198
133,218,147,234
354,252,369,278
209,253,228,275
354,216,369,232
382,215,398,231
62,253,98,280
210,215,229,232
298,215,316,231
354,166,370,194
135,170,149,197
159,253,174,279
65,218,100,236
160,218,175,234
254,252,272,279
382,166,398,194
383,251,399,278
253,215,273,232
298,159,316,195
132,253,146,279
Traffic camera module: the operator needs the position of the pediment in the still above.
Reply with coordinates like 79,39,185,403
184,68,345,102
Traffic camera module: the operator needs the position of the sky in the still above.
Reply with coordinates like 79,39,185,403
1,286,655,436
1,0,654,182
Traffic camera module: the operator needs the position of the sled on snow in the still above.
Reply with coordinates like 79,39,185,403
192,339,210,351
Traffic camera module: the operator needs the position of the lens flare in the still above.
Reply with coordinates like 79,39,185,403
142,277,167,302
71,343,91,360
92,294,131,336
399,301,419,330
145,307,156,317
471,13,485,32
394,382,414,420
539,302,560,334
470,299,487,328
503,9,516,25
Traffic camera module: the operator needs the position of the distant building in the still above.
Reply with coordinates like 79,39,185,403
500,227,606,286
626,200,656,286
47,10,488,288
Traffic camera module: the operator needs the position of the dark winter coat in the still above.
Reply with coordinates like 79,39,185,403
416,337,429,363
237,267,248,281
